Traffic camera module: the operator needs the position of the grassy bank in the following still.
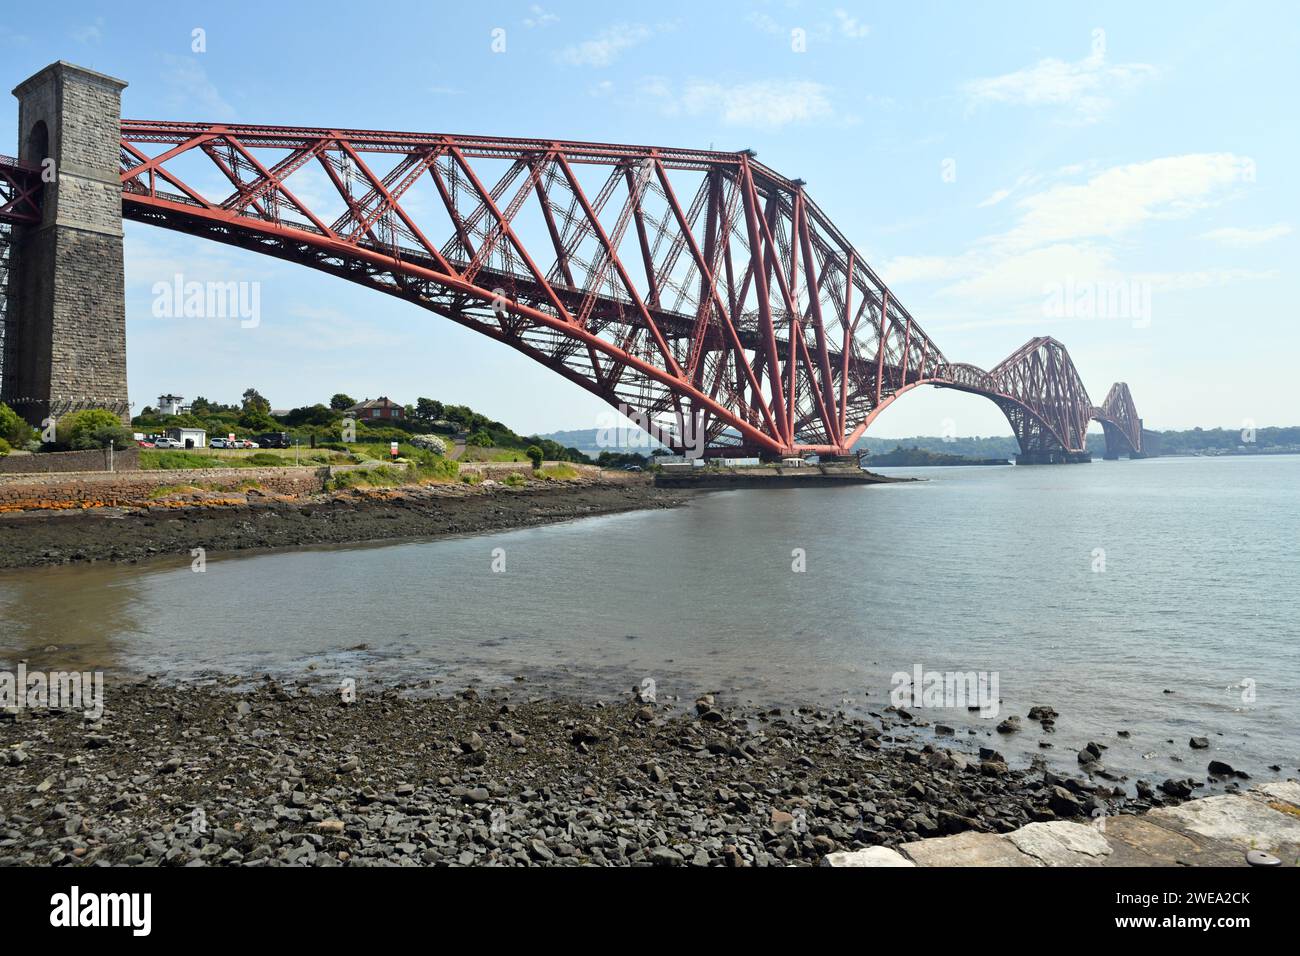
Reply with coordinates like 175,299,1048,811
140,449,351,469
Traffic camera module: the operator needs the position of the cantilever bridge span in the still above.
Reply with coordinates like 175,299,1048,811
0,64,1144,462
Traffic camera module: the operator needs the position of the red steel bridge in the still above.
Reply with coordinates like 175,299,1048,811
2,124,1145,462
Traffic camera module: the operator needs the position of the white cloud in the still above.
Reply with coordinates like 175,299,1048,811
645,78,835,129
74,18,105,44
963,49,1156,123
976,173,1038,208
124,231,271,283
1197,223,1292,246
942,243,1116,304
834,9,870,39
746,9,869,41
999,153,1254,250
1138,267,1278,291
161,55,236,118
746,12,783,36
558,23,660,67
884,154,1264,312
881,253,978,284
523,5,558,29
977,187,1013,209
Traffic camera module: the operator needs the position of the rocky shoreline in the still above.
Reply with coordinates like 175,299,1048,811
0,679,1200,867
0,475,690,571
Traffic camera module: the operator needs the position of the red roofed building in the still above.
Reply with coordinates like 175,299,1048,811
346,397,404,421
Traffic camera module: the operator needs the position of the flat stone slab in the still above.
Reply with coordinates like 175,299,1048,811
1148,793,1300,855
1098,815,1246,867
821,847,914,867
1250,781,1300,808
886,785,1300,867
1007,821,1112,866
900,831,1039,867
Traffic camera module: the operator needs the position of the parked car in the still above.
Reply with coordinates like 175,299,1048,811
136,440,155,448
153,437,184,449
256,432,291,449
239,439,259,449
624,464,643,471
210,437,229,448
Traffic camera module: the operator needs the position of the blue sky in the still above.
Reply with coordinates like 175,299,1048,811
3,1,1297,436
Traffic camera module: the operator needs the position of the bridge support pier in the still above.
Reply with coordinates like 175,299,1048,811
1,62,129,427
1016,450,1091,465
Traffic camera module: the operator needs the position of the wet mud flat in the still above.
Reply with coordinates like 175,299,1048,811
0,477,690,571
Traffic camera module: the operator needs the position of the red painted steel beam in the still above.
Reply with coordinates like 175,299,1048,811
115,120,1135,459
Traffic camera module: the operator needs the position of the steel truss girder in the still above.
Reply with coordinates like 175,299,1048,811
0,155,42,224
115,121,1142,459
118,121,947,456
1093,381,1143,456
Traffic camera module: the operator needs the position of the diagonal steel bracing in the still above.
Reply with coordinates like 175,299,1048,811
0,122,1145,461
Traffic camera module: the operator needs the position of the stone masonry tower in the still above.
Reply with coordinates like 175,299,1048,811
2,62,128,427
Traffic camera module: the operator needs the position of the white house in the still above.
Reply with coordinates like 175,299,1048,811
165,427,206,449
157,393,191,416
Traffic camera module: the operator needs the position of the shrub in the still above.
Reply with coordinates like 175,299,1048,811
56,409,132,450
538,463,579,480
468,430,493,447
410,434,448,455
0,402,35,446
326,465,408,491
503,472,525,487
239,410,278,432
526,444,544,469
0,437,11,457
415,455,458,482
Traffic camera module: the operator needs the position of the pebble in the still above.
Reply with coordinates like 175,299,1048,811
0,680,1199,868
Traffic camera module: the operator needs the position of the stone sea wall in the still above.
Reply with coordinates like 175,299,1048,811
0,446,139,474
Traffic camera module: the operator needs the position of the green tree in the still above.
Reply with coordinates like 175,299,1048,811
282,404,337,427
416,397,444,422
468,430,493,447
56,409,133,450
239,410,277,432
526,444,544,469
0,401,35,446
241,388,270,414
330,393,356,411
167,412,207,429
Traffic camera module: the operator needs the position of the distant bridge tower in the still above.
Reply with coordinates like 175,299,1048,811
1,62,129,426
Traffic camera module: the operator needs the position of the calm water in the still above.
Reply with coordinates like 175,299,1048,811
2,454,1297,788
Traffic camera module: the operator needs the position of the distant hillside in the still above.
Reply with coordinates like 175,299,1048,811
541,427,667,457
543,425,1300,459
854,434,1027,459
541,429,1090,459
867,445,1013,466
